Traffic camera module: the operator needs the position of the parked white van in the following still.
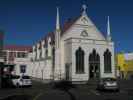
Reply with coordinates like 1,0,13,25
11,75,32,87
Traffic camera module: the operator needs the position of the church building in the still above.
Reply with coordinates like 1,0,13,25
28,5,115,83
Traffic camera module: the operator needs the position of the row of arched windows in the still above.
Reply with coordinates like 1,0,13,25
75,47,112,74
32,38,52,60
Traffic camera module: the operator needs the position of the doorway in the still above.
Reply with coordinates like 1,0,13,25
89,49,100,79
65,64,70,81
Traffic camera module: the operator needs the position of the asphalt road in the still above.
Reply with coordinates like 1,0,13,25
0,80,133,100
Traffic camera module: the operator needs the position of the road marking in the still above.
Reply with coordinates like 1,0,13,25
33,91,43,100
90,90,100,96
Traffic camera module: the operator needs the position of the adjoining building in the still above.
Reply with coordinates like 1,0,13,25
28,5,115,83
3,45,32,76
116,52,133,79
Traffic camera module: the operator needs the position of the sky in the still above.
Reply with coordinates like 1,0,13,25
0,0,133,53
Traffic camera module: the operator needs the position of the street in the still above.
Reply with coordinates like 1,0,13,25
0,79,133,100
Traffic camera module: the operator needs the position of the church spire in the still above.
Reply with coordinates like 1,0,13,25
55,7,60,48
107,16,110,36
82,4,87,16
107,16,111,41
56,7,60,30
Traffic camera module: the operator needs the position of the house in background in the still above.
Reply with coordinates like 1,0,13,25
3,45,32,76
116,52,133,79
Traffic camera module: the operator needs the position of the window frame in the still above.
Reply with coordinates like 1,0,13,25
104,49,112,73
75,47,85,74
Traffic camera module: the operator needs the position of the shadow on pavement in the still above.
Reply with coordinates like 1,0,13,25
0,94,32,100
127,89,133,100
53,80,77,100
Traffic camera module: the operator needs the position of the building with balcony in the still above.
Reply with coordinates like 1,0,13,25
3,45,31,75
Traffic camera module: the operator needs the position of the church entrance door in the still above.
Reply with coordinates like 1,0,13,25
89,49,100,79
65,64,70,81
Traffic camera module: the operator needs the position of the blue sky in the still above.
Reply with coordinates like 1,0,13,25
0,0,133,53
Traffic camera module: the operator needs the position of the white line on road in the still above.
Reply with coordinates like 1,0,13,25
90,90,101,96
33,91,43,100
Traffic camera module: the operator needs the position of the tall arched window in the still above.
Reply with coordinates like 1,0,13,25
52,47,55,69
75,47,85,73
89,49,100,64
104,49,112,73
45,49,48,58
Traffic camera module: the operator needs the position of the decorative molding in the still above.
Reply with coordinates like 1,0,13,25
80,30,88,37
81,17,88,24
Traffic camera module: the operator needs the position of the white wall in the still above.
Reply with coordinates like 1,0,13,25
63,38,115,82
14,58,31,76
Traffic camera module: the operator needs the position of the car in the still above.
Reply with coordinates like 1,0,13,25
10,75,32,87
96,77,119,91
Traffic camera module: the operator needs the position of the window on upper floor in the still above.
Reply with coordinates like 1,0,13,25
17,52,27,58
20,65,27,73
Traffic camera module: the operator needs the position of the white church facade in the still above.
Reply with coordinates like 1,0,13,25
27,5,115,83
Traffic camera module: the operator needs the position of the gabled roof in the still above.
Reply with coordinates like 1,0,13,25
61,17,79,35
60,15,105,40
36,13,106,46
36,18,77,47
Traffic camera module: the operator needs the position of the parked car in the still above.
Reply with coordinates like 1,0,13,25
10,75,32,87
97,77,119,91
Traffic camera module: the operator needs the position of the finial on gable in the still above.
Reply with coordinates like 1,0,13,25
82,4,87,16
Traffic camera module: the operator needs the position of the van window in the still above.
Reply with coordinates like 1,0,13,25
22,76,30,79
11,75,20,79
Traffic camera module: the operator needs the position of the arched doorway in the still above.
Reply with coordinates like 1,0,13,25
89,49,100,79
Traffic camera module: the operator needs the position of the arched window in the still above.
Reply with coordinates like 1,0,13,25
45,49,48,58
75,47,85,73
34,46,37,60
52,47,55,69
40,49,42,59
104,49,112,73
48,37,52,57
89,49,100,64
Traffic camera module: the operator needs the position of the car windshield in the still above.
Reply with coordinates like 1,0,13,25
22,76,30,79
